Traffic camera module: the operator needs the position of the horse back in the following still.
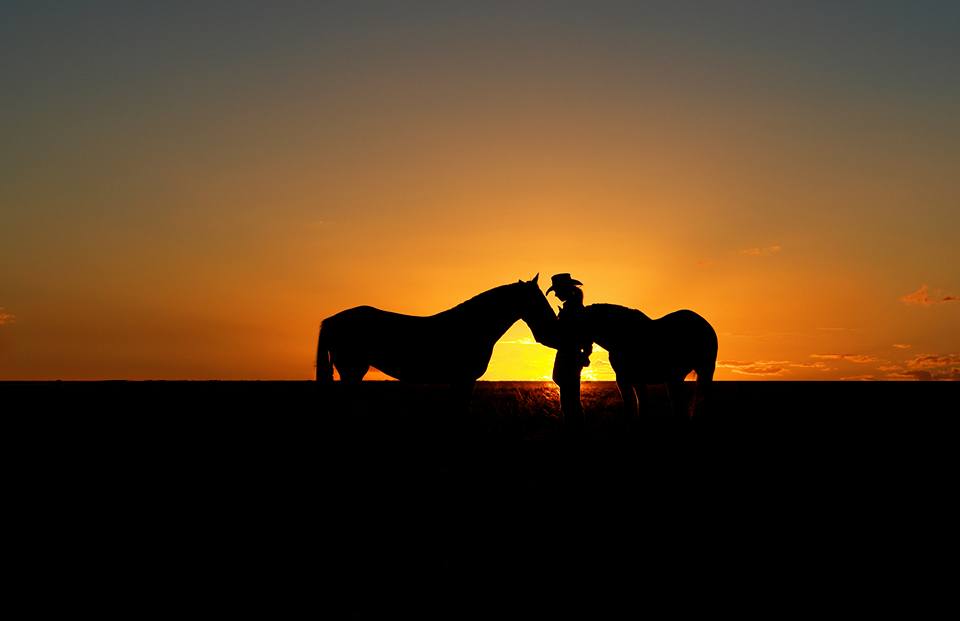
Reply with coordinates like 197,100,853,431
321,305,491,381
655,309,718,352
322,305,432,341
603,308,717,382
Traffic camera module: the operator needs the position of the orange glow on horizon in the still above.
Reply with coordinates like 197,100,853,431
2,5,958,381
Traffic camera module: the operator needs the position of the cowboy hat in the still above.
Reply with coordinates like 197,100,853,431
546,273,583,295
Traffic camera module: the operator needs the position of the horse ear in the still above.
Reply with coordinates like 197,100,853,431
531,273,539,284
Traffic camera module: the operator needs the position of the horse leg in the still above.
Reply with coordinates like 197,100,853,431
332,353,369,384
450,380,475,411
449,380,475,430
610,355,636,427
446,380,477,444
691,362,715,419
616,377,638,420
666,380,689,421
634,383,651,417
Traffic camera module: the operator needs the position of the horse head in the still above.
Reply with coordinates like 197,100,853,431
514,273,559,346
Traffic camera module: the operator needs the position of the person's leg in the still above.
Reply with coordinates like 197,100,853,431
559,377,583,427
553,352,584,429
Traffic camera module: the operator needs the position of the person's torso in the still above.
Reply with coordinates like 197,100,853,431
558,302,589,348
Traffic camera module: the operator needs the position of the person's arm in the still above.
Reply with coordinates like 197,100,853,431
578,344,592,367
576,312,592,364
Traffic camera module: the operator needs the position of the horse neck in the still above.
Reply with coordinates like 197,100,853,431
584,304,649,347
438,287,523,344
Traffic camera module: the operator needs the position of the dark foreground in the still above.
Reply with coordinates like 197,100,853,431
7,381,957,615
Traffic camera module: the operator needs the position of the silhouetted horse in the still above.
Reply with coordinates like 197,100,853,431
582,304,718,419
316,275,555,400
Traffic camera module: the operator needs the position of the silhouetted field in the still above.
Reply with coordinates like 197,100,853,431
7,380,956,614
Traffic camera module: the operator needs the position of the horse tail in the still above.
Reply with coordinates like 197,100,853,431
316,321,333,383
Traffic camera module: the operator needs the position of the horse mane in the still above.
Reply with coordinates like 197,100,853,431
585,303,651,321
582,303,652,351
434,282,522,318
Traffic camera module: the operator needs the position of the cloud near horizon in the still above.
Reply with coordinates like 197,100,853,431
789,361,832,370
905,353,960,370
0,308,14,326
810,353,879,364
877,353,960,380
900,285,960,306
740,245,782,257
717,360,790,376
884,369,960,381
499,337,539,346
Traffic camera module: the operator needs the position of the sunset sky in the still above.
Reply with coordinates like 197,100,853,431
2,2,958,381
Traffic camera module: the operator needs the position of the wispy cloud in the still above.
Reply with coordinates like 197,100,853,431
740,244,782,257
885,370,935,381
718,358,838,376
789,361,832,370
0,308,14,326
718,360,790,376
887,369,960,381
892,343,912,350
900,284,960,306
500,337,538,346
810,353,879,364
877,354,960,380
718,330,805,341
717,351,957,381
905,353,960,370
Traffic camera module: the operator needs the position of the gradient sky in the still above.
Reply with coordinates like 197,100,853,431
2,1,958,380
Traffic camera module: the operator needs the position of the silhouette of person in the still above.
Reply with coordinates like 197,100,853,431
545,273,592,427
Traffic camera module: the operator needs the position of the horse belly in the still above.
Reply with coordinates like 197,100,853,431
609,348,692,384
369,339,490,383
330,310,493,383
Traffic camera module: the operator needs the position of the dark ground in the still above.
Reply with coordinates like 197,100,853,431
6,380,957,615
